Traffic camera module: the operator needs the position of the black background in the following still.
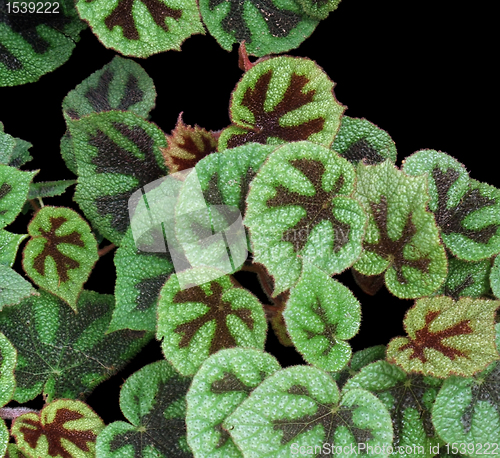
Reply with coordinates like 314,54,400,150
0,0,497,423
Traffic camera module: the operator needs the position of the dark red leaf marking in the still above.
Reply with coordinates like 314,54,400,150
266,159,348,252
100,0,182,40
0,43,23,70
172,282,254,354
444,274,475,301
32,216,85,283
364,195,430,284
399,310,473,363
227,71,324,148
303,299,337,356
342,138,384,165
351,269,385,296
211,372,254,394
0,183,12,216
19,409,96,458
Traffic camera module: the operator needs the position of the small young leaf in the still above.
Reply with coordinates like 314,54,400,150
387,296,500,378
11,399,104,458
157,269,267,376
245,141,366,295
331,116,397,165
0,229,27,267
283,262,361,372
0,332,16,407
219,56,345,150
0,122,32,167
403,150,500,261
199,0,319,57
0,265,37,309
0,165,37,229
0,290,152,403
69,110,169,245
76,0,204,57
27,180,76,200
186,348,281,457
0,0,86,86
96,360,192,458
353,159,448,298
161,113,218,173
22,206,99,310
344,360,442,455
431,325,500,455
491,255,500,298
295,0,341,20
224,365,393,456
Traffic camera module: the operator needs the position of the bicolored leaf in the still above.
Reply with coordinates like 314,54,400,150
161,113,218,173
76,0,204,57
4,444,31,458
353,159,448,298
157,269,267,376
27,180,76,200
22,206,99,310
186,348,281,457
0,0,86,86
331,116,397,165
110,226,174,332
0,229,27,267
491,255,500,298
0,165,37,229
283,262,361,371
0,122,32,167
0,290,152,403
224,365,393,456
69,110,169,245
295,0,340,20
245,141,366,295
96,360,192,458
403,150,500,261
387,296,500,378
0,420,7,458
0,332,16,407
199,0,319,57
431,324,500,455
12,399,104,458
0,264,37,309
218,56,344,150
344,360,442,455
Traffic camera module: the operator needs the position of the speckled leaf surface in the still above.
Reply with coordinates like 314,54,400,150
353,160,447,298
0,290,152,403
0,420,8,458
0,332,16,407
27,180,76,200
110,227,173,332
296,0,340,19
491,256,500,298
69,110,168,245
224,365,393,457
0,264,36,309
0,0,86,86
186,348,281,458
387,296,500,378
331,116,397,165
0,165,36,229
161,114,218,174
284,262,361,371
4,444,31,458
157,269,267,376
0,229,27,267
403,150,500,261
12,399,104,458
432,324,500,456
96,360,192,458
22,206,99,310
219,56,344,149
0,122,32,167
76,0,204,57
199,0,318,57
245,141,366,295
344,360,442,455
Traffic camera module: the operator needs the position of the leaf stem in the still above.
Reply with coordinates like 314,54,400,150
0,407,39,420
98,243,116,257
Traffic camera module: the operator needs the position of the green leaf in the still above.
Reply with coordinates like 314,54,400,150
0,165,37,229
0,420,8,458
22,206,99,310
331,116,397,165
4,444,31,458
283,262,361,371
0,332,16,407
387,296,500,378
432,325,500,455
0,229,27,267
344,360,442,455
224,365,393,456
199,0,319,57
491,255,500,298
11,399,104,458
96,360,192,458
76,0,204,57
69,110,169,245
27,180,76,200
0,264,37,309
157,269,267,376
245,141,366,295
0,122,31,167
353,159,448,298
0,0,86,86
295,0,341,19
186,348,281,457
0,290,152,403
219,56,345,150
110,226,174,333
403,150,500,261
